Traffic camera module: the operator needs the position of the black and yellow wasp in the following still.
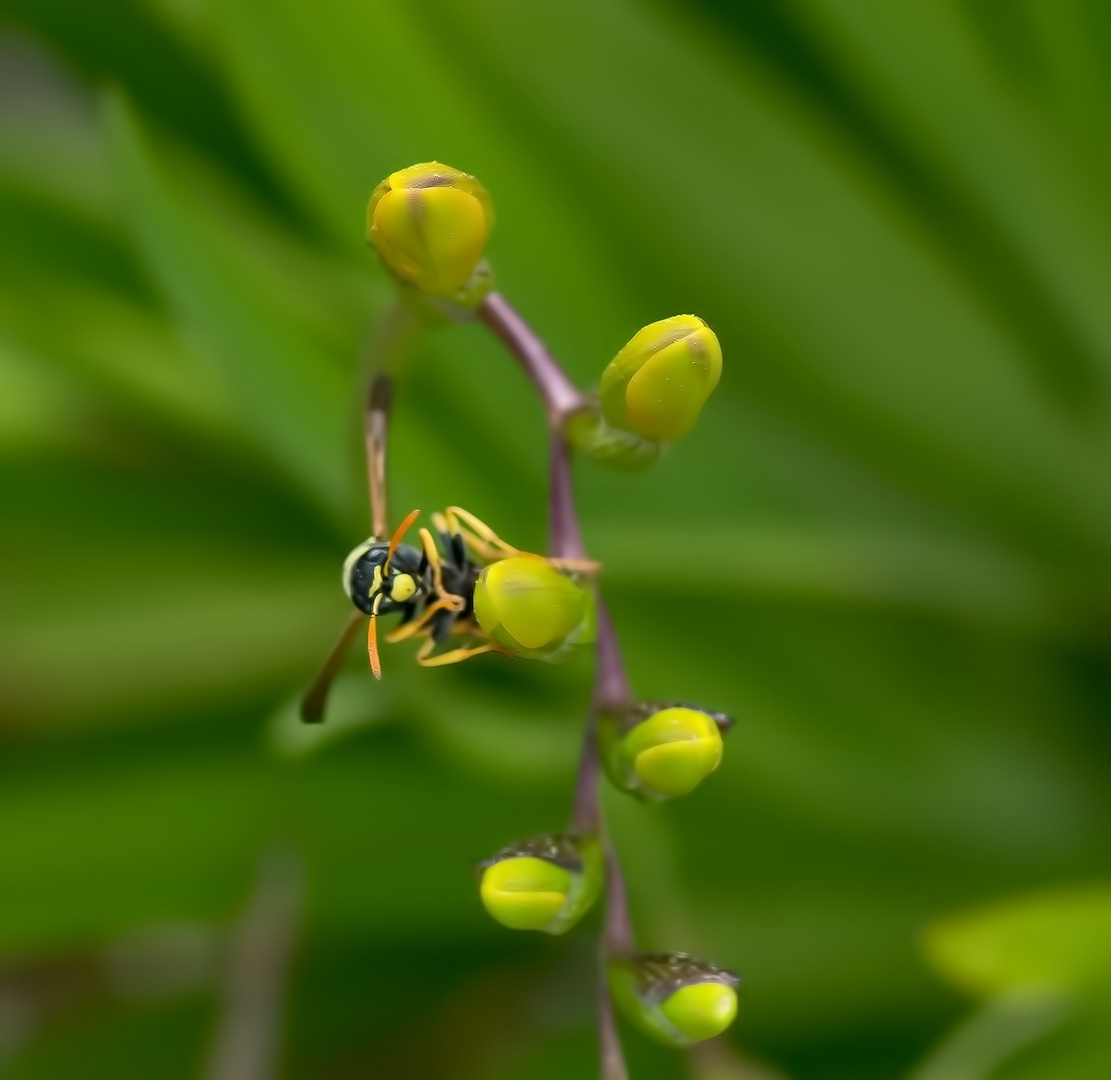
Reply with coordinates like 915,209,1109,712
301,375,527,722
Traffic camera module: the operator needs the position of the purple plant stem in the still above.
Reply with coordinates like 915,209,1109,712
597,827,632,1080
598,959,630,1080
603,837,634,956
593,598,632,711
549,428,587,561
478,290,633,1080
478,292,588,425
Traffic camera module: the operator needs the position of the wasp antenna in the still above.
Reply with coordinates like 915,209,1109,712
386,508,421,571
368,615,382,680
368,592,384,680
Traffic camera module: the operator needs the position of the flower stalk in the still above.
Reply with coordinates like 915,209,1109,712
477,288,635,1079
478,292,588,425
354,161,733,1078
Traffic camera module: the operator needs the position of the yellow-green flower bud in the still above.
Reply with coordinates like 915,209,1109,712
367,162,494,299
600,702,732,802
609,952,739,1049
478,833,602,935
600,315,722,442
473,556,596,659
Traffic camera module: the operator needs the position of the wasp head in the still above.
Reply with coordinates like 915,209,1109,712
342,538,424,616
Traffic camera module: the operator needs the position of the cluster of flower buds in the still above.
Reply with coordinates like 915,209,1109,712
367,162,495,312
473,556,596,659
609,952,739,1048
477,833,602,934
364,160,739,1062
569,315,723,470
600,702,733,802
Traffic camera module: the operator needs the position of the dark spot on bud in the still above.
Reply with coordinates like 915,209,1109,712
619,701,734,736
627,952,740,1003
477,833,588,874
405,172,457,189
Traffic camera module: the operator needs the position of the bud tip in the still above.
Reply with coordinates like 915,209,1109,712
480,856,571,931
660,981,738,1042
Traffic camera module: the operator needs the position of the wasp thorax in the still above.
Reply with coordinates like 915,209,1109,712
367,162,494,299
609,952,739,1048
478,833,603,935
600,315,722,442
341,539,424,616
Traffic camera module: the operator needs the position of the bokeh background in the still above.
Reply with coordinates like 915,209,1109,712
2,1,1111,1078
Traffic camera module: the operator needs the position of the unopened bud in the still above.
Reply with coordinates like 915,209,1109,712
601,703,731,801
609,952,739,1048
600,315,722,442
473,556,595,658
478,833,602,935
367,162,494,299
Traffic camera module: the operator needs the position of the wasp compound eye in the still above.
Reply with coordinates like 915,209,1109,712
367,162,494,299
601,703,732,802
600,315,722,443
389,571,417,603
478,834,602,935
608,952,739,1048
472,557,595,658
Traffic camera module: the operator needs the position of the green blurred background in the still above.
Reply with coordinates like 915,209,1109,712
2,1,1111,1077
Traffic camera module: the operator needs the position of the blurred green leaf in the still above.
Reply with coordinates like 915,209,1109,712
926,885,1111,997
912,884,1111,1080
105,94,361,521
4,1,1111,1077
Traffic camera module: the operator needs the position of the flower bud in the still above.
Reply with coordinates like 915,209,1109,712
600,315,722,442
609,952,739,1048
478,833,602,935
473,556,596,659
600,703,732,802
367,162,494,299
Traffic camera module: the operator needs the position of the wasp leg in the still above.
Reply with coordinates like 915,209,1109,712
389,594,465,642
386,618,426,644
442,506,521,563
419,528,466,611
387,601,454,644
548,557,603,574
420,526,448,598
300,611,365,723
414,636,507,666
387,529,465,645
430,513,473,569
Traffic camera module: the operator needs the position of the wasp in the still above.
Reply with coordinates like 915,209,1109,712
301,375,534,722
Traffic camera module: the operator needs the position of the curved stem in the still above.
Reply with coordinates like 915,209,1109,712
598,829,632,1080
598,956,630,1080
593,599,632,711
549,428,587,560
478,292,588,425
479,291,632,1080
603,837,634,956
